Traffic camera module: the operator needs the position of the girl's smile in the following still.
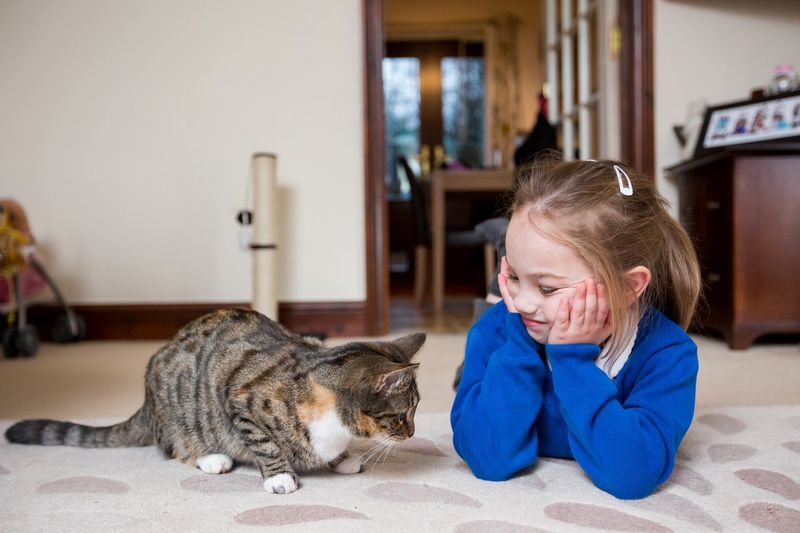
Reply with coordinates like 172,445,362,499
520,316,548,329
504,214,596,344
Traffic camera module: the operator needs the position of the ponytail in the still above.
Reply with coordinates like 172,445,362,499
652,214,701,329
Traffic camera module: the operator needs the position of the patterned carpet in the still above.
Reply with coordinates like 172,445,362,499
1,405,799,532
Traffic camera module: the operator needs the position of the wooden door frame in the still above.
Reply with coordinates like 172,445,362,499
362,0,654,335
619,0,654,178
363,0,388,335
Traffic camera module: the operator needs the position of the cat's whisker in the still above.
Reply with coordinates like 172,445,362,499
361,439,387,466
370,438,396,472
353,444,377,463
367,443,388,472
366,439,389,472
378,440,395,465
357,445,377,465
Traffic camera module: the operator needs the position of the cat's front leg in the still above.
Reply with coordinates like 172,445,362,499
262,471,299,494
250,439,299,494
231,412,299,494
330,451,364,474
196,453,234,474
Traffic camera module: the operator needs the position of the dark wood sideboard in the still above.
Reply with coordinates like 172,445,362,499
666,147,800,349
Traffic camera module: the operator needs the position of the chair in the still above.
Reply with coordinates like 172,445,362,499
397,156,496,307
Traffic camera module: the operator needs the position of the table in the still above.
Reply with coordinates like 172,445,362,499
430,168,515,313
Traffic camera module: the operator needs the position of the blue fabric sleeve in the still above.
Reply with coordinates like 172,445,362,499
545,338,698,499
451,306,547,481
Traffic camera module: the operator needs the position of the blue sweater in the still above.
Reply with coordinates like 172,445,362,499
451,302,698,499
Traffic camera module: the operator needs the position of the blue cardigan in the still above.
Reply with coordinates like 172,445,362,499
451,302,698,499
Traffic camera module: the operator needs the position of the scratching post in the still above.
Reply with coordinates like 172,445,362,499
251,153,278,320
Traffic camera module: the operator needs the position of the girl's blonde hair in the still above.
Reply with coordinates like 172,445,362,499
510,155,701,368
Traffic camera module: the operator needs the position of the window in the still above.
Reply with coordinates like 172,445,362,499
442,57,485,169
545,0,617,160
383,57,421,197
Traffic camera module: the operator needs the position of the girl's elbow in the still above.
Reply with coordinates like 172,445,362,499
599,478,657,500
463,453,535,482
468,461,517,482
593,467,663,500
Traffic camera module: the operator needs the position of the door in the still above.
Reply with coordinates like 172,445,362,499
363,0,654,335
383,40,487,296
383,40,485,196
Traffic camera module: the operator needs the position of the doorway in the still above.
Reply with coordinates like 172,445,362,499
383,39,485,191
363,0,654,335
383,39,490,303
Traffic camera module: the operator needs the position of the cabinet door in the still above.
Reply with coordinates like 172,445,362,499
734,157,800,322
677,161,733,329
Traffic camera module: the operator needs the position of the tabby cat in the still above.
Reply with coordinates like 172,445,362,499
5,309,424,494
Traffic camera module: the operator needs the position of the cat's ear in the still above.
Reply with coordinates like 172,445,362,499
391,332,426,362
372,362,419,392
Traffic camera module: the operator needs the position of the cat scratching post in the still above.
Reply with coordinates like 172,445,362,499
251,153,278,320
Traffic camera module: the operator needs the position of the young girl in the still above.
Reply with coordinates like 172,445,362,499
451,158,701,500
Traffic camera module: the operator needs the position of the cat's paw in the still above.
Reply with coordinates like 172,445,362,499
196,454,233,474
333,456,364,474
263,473,298,494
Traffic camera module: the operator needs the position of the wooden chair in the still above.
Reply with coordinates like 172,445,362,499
397,156,495,307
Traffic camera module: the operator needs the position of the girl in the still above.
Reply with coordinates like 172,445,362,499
451,158,701,500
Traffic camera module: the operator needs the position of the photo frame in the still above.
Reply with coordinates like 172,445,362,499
694,90,800,158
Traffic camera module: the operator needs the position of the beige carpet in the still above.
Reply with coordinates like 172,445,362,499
2,405,800,532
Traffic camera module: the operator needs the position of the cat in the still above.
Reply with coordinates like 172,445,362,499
5,308,424,494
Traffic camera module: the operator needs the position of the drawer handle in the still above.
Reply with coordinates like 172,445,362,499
707,200,721,210
707,273,721,283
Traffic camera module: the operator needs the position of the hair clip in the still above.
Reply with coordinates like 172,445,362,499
613,165,633,196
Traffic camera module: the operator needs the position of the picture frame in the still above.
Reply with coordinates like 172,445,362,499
694,89,800,158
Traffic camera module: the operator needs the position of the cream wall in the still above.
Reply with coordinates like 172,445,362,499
0,0,365,303
384,0,542,133
654,0,800,211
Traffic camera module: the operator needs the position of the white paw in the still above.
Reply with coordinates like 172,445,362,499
334,456,363,474
263,473,298,494
196,454,233,474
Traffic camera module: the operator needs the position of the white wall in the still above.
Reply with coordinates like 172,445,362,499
654,0,800,211
0,0,365,303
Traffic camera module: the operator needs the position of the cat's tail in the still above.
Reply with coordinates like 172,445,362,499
5,407,153,448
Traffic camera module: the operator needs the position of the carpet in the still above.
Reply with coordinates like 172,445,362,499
1,405,799,532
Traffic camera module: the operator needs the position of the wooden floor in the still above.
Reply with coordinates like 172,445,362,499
389,294,477,334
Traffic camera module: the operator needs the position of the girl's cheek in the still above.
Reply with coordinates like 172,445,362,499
544,299,560,322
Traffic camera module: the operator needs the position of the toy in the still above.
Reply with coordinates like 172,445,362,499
0,200,85,357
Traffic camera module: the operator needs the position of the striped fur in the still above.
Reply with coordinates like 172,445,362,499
5,309,424,493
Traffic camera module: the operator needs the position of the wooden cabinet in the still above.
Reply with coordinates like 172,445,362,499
666,148,800,349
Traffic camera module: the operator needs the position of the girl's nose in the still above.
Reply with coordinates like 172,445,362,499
514,289,541,315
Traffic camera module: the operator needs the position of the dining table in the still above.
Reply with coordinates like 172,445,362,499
430,167,515,313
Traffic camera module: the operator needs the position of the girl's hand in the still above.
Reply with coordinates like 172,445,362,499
497,256,517,313
548,279,613,346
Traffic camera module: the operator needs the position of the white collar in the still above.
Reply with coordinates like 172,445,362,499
595,325,638,379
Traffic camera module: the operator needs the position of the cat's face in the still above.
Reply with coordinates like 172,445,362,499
354,371,420,441
340,333,425,441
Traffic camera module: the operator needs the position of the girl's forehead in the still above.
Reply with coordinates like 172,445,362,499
507,214,591,277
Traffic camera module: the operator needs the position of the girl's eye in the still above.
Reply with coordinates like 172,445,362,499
507,273,520,282
539,287,558,295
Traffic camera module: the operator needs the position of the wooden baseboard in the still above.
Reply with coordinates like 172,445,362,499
27,301,368,341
